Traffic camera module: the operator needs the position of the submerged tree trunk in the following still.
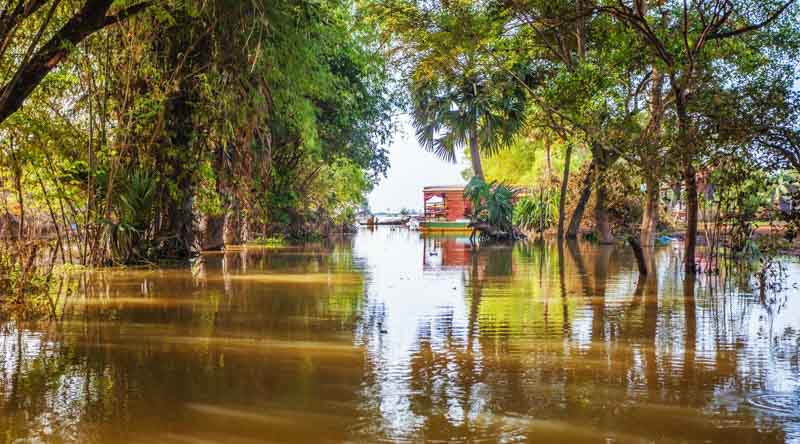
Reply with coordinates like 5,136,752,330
594,178,614,244
684,161,699,273
200,214,225,251
675,92,698,273
468,123,484,180
628,237,648,275
641,64,665,248
640,176,660,247
566,159,595,239
557,142,573,239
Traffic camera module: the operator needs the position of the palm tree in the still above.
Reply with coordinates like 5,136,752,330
411,68,527,179
395,0,528,180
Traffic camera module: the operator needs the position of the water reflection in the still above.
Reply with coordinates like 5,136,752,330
0,228,798,443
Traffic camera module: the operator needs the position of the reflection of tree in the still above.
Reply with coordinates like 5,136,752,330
591,245,613,346
643,249,659,401
468,250,482,351
557,240,570,336
0,241,371,442
681,273,697,406
405,311,488,439
567,240,592,299
1,235,796,443
481,246,514,277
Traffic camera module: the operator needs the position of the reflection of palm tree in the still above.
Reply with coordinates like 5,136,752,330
467,250,483,353
461,249,484,434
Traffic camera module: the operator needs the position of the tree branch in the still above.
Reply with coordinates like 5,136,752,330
709,0,795,39
104,1,154,26
0,0,153,124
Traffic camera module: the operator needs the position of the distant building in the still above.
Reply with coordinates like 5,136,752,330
422,185,471,232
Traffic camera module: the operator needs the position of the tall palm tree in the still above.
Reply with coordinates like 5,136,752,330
391,0,529,180
411,66,528,179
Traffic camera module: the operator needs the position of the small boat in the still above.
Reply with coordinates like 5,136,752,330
358,215,409,226
420,220,472,233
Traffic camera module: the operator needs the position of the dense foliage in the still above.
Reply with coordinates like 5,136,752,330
464,176,516,237
0,0,395,266
367,0,800,271
1,0,800,278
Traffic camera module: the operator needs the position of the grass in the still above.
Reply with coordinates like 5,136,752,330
247,236,287,248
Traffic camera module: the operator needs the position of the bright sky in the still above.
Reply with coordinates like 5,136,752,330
368,114,467,213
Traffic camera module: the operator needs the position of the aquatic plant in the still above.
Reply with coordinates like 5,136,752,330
0,241,55,314
513,189,558,236
101,169,157,265
249,236,287,248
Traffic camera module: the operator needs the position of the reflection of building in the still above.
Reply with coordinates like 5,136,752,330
422,235,517,278
423,236,472,269
422,185,471,232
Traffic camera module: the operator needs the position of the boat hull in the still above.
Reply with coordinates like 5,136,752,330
420,221,472,233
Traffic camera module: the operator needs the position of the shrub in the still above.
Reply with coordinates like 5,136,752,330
513,188,558,235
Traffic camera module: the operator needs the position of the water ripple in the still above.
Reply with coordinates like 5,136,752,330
748,393,800,417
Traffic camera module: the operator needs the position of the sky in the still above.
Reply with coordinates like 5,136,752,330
367,115,467,213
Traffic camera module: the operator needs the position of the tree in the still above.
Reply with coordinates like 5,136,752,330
0,0,396,263
492,0,648,244
368,0,527,180
598,0,799,272
0,0,154,125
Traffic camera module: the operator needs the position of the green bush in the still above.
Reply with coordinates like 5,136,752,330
513,188,558,234
464,176,514,233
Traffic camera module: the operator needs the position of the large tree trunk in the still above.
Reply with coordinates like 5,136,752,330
684,161,699,273
557,142,573,239
641,64,665,247
640,175,660,247
594,178,614,244
154,13,209,260
468,123,484,179
566,159,596,239
675,92,697,273
200,214,225,251
223,200,244,245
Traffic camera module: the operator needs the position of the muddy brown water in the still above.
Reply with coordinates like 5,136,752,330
1,228,799,443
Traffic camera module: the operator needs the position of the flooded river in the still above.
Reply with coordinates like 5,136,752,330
1,228,799,443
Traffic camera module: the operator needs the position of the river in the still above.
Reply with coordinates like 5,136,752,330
1,228,799,443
